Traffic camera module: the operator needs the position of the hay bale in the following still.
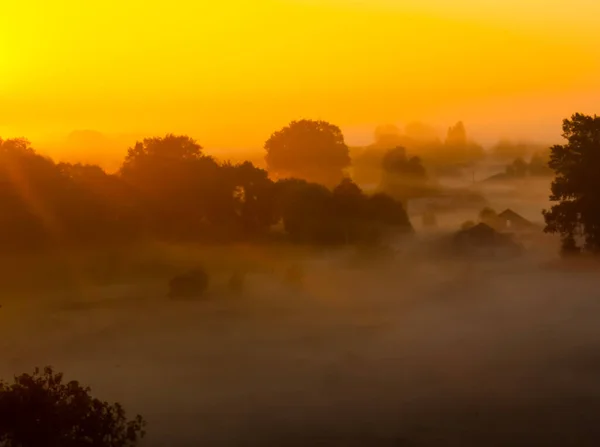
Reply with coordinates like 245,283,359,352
168,268,209,299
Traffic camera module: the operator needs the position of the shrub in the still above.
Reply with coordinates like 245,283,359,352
0,366,146,447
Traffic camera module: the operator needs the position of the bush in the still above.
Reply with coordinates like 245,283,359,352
0,366,146,447
168,268,209,298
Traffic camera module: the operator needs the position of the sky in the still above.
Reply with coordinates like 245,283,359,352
1,0,599,165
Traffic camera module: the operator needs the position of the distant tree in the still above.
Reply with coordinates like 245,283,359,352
351,146,384,187
529,151,553,176
446,121,467,147
508,157,529,177
274,177,411,245
479,207,499,228
365,192,412,229
265,120,351,187
443,121,484,166
0,366,145,447
373,124,405,148
491,139,530,160
380,146,428,202
543,113,600,254
404,122,439,143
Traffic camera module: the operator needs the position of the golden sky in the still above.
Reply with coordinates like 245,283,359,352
1,0,599,163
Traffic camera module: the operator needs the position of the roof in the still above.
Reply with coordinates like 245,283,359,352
497,209,535,228
454,222,520,247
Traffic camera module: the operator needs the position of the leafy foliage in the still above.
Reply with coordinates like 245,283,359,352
543,113,600,254
380,146,429,202
265,120,351,187
0,367,145,447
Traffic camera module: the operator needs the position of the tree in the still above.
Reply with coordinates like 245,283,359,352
224,161,277,234
379,146,428,203
264,120,351,187
443,121,484,166
119,134,228,240
529,151,553,176
0,366,145,447
479,207,499,228
543,113,600,254
0,138,73,251
506,157,528,178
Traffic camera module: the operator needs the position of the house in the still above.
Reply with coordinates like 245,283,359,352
452,222,523,258
496,209,538,233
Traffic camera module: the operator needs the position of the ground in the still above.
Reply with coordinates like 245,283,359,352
2,243,600,446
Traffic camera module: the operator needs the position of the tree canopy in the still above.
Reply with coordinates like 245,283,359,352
379,146,429,203
264,120,351,187
0,367,145,447
543,113,600,254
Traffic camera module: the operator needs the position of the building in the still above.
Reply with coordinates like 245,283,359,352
452,222,523,258
496,209,539,233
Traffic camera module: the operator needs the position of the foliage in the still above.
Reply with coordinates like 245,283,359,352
543,113,600,254
264,120,351,187
442,121,484,166
379,146,428,202
0,366,145,447
275,177,412,245
0,126,411,253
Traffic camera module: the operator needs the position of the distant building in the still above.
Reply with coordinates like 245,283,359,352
452,222,523,258
496,209,538,233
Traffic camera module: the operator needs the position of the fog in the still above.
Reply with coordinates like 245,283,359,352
2,239,600,446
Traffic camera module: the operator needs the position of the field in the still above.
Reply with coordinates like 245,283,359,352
2,237,600,446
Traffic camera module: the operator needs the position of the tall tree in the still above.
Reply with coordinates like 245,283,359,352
543,113,600,254
265,120,351,187
443,121,484,166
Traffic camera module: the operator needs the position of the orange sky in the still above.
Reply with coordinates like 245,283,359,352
1,0,599,165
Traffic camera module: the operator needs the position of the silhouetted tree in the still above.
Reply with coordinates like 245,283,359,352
275,179,339,244
380,146,428,203
265,120,351,187
0,366,145,447
274,177,411,245
543,114,600,254
505,157,528,178
119,134,229,240
224,161,277,234
529,151,553,176
0,138,74,250
442,121,484,166
57,163,141,243
479,207,499,228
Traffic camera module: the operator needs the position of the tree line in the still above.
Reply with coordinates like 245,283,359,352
0,121,413,252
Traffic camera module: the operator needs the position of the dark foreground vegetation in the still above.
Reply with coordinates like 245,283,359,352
0,367,145,447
